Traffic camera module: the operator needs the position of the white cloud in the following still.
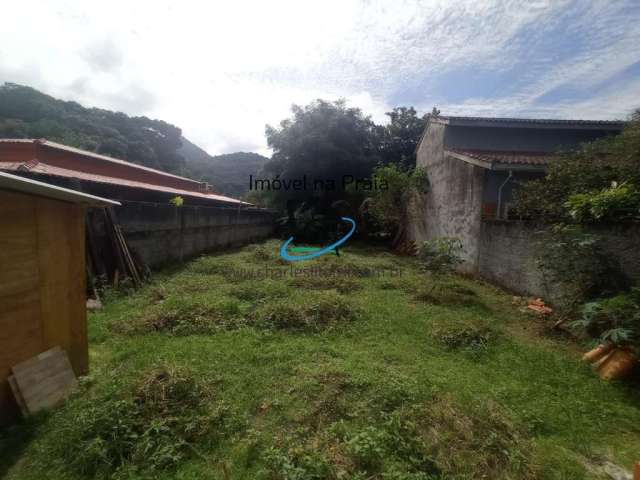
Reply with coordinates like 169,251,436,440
0,0,639,155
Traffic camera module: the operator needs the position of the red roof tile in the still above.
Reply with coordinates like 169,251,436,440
0,160,245,204
447,148,554,168
0,139,248,205
0,138,201,186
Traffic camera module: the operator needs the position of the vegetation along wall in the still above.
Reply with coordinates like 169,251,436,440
477,219,640,300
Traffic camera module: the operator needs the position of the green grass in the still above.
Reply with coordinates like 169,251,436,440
2,240,640,479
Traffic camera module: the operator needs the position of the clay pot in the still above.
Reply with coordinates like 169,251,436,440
582,343,614,363
598,348,638,381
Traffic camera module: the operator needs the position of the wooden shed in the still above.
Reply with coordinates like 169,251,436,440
0,171,119,424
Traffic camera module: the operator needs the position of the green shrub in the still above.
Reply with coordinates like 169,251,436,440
565,182,640,222
368,164,429,240
534,225,627,313
417,238,463,277
571,288,640,347
345,426,388,471
513,115,640,222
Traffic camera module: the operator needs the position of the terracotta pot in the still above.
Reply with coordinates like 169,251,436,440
598,348,638,381
582,343,614,363
592,350,615,370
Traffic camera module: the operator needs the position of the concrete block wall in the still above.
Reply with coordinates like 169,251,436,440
112,202,274,268
411,121,485,271
478,220,640,300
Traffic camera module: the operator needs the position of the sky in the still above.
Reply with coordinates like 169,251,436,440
1,0,639,156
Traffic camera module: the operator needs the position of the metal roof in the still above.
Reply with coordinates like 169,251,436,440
430,116,625,130
0,170,120,206
0,139,249,206
0,160,246,205
0,138,202,186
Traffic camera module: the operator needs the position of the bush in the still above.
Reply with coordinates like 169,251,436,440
534,225,627,313
513,115,640,222
417,238,462,276
368,164,429,239
571,288,640,347
565,182,640,222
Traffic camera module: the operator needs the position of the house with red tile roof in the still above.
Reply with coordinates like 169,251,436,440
409,116,625,270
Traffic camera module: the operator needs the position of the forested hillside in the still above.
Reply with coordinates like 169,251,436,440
0,84,429,200
179,137,267,197
0,83,187,173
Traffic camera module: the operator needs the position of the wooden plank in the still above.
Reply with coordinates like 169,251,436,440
0,190,44,425
36,199,88,376
11,347,77,415
8,375,28,417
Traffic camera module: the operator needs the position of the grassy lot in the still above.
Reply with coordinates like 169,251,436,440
2,240,640,479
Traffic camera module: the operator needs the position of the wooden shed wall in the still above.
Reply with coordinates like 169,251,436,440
0,190,87,424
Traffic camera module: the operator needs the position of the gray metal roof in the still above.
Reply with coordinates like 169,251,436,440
431,116,625,130
0,170,120,206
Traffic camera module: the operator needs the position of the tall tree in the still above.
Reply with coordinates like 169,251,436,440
263,99,381,209
377,107,428,169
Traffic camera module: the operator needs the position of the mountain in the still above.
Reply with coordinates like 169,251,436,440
0,83,186,174
179,137,268,198
0,83,269,197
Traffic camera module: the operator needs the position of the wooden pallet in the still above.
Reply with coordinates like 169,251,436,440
9,346,78,416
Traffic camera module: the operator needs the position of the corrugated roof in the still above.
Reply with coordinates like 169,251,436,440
0,170,120,206
446,149,554,170
431,116,625,130
0,139,249,205
0,138,202,186
0,160,245,205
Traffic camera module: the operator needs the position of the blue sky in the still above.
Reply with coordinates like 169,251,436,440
1,0,639,155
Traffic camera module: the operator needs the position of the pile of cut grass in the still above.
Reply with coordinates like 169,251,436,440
50,365,227,478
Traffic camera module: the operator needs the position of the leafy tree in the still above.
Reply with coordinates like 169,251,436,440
367,163,429,246
263,99,381,210
377,107,428,169
513,112,640,222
